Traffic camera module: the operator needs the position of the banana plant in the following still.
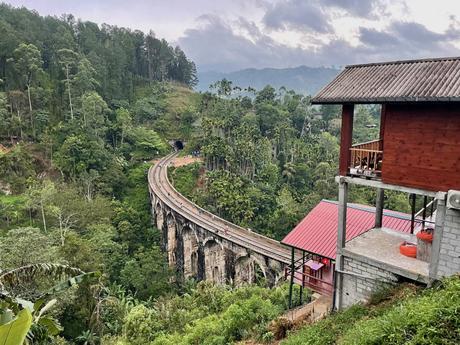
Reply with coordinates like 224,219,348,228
0,308,32,345
0,263,100,344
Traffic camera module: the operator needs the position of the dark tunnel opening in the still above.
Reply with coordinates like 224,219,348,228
174,140,184,150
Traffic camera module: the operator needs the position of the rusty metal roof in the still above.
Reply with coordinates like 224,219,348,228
311,57,460,104
281,200,412,259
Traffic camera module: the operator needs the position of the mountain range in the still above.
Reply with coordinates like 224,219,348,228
196,65,341,95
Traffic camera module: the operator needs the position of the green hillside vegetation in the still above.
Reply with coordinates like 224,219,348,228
104,282,308,345
282,276,460,345
0,4,199,343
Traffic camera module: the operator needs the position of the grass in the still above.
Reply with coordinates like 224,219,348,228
0,194,29,230
281,277,460,345
0,194,27,204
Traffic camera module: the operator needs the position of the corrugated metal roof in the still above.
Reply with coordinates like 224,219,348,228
281,200,412,259
311,57,460,104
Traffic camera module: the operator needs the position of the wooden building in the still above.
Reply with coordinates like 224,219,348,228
312,57,460,310
313,57,460,192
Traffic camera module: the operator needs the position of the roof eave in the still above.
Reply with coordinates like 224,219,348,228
311,97,460,105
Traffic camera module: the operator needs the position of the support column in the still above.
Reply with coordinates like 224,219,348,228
334,180,348,311
375,188,385,228
299,251,305,304
410,194,417,234
429,193,447,282
288,247,295,309
339,104,354,176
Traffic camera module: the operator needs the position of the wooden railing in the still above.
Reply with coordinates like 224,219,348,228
349,139,383,177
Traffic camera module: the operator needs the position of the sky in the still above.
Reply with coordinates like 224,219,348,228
3,0,460,72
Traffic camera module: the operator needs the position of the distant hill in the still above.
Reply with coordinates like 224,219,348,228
196,65,341,95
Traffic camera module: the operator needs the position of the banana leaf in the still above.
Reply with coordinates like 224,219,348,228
0,309,32,345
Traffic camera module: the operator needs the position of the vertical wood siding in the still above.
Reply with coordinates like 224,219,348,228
382,103,460,191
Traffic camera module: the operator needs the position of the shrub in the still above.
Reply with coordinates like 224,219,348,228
123,305,161,345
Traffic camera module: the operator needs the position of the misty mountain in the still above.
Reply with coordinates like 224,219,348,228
196,65,341,95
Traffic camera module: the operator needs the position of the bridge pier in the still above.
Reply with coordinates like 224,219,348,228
166,213,177,266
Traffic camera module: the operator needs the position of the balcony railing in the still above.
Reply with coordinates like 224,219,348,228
349,139,383,178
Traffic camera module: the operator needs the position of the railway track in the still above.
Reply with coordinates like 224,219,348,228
148,152,295,265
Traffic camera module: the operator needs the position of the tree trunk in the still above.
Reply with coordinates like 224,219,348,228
40,202,47,232
27,83,35,137
66,65,74,120
17,109,23,138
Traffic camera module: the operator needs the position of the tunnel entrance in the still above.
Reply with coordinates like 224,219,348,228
174,140,184,150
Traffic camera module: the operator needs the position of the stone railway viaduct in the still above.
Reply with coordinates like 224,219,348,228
148,152,296,286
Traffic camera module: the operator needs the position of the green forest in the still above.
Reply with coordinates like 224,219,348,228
170,80,411,240
0,4,422,345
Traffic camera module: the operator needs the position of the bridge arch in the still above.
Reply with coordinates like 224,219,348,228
202,236,224,250
203,239,226,284
234,255,266,286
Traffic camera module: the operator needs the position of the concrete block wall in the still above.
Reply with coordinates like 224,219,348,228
437,208,460,277
341,256,398,308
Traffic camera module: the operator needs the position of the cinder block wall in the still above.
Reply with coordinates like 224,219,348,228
341,256,398,308
437,208,460,277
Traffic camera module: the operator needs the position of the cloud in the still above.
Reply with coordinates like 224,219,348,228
262,0,333,33
178,6,460,72
358,21,460,58
261,0,387,34
322,0,383,17
178,15,358,71
359,27,397,47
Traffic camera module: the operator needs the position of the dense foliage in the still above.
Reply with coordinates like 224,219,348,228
172,81,410,240
0,5,199,343
102,282,308,345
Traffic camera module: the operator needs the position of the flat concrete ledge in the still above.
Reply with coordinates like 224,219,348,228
342,227,430,284
335,175,443,198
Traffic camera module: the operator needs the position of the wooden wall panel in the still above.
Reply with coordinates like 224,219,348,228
381,103,460,192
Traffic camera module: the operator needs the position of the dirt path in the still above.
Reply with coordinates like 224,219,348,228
151,154,202,167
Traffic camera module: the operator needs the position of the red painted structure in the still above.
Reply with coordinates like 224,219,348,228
312,57,460,192
282,200,412,295
381,103,460,192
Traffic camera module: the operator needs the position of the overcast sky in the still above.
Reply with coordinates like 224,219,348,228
3,0,460,72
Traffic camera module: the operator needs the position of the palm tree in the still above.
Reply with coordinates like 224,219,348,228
282,162,296,183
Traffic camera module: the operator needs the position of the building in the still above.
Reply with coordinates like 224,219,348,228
282,200,412,305
311,57,460,310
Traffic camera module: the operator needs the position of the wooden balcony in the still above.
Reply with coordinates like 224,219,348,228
349,139,383,178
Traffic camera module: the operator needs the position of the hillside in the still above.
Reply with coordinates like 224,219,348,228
197,66,341,94
281,276,460,345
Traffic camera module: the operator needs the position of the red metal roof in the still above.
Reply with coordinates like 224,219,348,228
281,200,412,259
